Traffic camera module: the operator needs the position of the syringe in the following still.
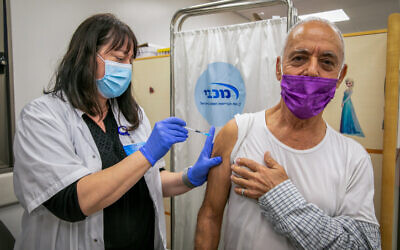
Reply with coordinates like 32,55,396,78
186,127,211,136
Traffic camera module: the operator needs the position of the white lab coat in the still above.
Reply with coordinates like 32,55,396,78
13,94,167,250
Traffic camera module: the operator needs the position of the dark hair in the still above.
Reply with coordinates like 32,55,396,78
45,13,142,130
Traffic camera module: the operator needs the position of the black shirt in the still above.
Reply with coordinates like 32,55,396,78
44,107,155,250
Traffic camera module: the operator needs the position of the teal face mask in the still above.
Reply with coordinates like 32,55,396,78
96,54,132,98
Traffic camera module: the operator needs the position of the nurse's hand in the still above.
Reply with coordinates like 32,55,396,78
187,126,222,187
139,117,188,166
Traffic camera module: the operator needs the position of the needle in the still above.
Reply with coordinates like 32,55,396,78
186,127,211,136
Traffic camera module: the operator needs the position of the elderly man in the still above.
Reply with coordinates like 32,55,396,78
195,18,381,249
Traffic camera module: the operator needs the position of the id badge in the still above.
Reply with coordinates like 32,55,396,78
123,142,146,156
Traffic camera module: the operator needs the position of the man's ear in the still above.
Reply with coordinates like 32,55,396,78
276,56,282,81
336,64,348,89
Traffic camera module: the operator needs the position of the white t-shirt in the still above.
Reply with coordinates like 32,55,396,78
223,110,378,250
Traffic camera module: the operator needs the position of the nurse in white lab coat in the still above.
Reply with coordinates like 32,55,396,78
13,13,221,250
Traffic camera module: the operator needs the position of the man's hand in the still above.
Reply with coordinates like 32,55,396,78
231,151,289,199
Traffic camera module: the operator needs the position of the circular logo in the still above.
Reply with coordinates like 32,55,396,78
195,62,246,127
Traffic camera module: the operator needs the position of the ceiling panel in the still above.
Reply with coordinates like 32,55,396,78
233,0,400,33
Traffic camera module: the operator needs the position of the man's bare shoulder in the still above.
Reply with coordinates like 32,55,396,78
203,119,238,208
213,119,238,157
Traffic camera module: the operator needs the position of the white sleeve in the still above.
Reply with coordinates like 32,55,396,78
13,100,91,213
230,112,255,163
139,107,166,170
338,152,378,225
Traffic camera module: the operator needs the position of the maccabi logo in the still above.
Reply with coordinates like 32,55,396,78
194,62,246,127
204,83,239,99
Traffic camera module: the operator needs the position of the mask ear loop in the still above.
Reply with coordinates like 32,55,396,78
337,64,344,79
96,53,107,81
97,53,105,62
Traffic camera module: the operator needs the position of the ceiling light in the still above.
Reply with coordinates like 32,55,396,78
299,9,350,23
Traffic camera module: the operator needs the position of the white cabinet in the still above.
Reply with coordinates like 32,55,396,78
132,55,172,248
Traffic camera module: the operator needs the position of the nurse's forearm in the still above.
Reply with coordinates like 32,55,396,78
76,151,151,216
160,170,192,197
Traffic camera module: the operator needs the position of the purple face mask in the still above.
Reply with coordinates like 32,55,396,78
281,74,338,119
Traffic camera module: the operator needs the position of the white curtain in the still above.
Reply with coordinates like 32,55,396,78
172,18,287,249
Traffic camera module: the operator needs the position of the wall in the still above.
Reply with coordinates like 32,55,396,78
132,56,172,248
323,32,387,221
0,173,23,238
2,0,246,242
0,203,23,239
9,0,246,117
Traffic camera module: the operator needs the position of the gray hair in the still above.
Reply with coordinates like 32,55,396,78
282,17,345,68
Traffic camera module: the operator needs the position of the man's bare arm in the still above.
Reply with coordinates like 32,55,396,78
195,119,238,250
